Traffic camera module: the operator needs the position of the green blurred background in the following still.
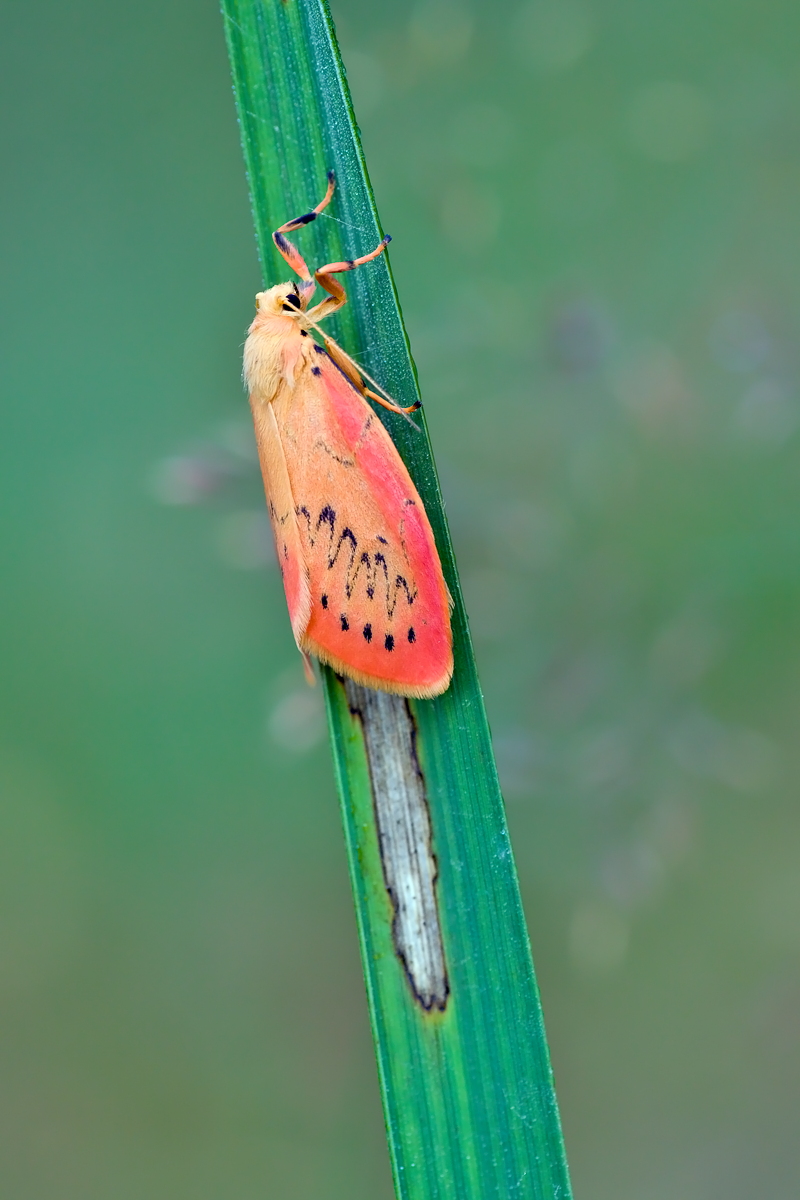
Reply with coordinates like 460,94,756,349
2,0,799,1196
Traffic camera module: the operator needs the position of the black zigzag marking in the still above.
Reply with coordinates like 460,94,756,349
295,504,419,614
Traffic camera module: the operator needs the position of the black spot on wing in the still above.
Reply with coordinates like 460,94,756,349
340,615,349,631
407,627,416,643
384,634,394,652
321,594,328,609
363,623,372,643
311,365,322,376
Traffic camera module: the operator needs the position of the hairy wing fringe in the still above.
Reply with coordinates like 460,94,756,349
299,633,453,700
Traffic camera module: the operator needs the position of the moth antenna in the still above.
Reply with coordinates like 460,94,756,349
318,211,373,236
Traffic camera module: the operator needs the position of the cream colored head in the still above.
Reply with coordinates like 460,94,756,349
253,283,310,317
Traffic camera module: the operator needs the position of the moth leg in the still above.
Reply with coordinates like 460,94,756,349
321,335,367,391
309,329,422,419
364,387,421,415
275,172,335,234
301,650,316,687
272,171,336,285
307,235,391,321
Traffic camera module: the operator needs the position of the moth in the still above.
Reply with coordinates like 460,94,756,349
243,173,453,699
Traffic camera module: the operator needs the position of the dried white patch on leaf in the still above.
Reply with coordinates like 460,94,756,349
346,682,448,1010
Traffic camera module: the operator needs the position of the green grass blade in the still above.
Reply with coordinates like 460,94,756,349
221,2,573,1197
